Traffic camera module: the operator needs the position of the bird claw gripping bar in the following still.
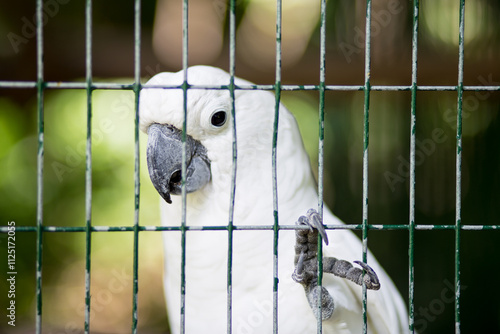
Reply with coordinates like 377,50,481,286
292,209,380,320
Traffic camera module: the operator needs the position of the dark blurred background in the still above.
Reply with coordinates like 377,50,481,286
0,0,499,333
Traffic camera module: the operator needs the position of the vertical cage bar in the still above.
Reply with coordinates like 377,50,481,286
227,0,237,332
316,0,327,332
131,0,142,332
362,0,372,332
272,0,282,332
179,0,189,333
317,0,327,216
408,0,419,332
84,0,93,332
455,1,465,332
35,0,44,332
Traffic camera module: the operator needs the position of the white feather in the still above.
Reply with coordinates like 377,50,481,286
140,66,408,333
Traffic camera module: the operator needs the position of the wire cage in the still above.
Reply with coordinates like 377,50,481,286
1,0,500,333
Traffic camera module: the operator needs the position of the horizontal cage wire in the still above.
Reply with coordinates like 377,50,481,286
1,0,500,334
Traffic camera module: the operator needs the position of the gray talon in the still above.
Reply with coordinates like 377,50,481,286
306,208,329,245
296,253,305,275
353,261,381,290
292,252,306,282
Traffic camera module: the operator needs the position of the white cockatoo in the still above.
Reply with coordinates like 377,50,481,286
140,66,408,333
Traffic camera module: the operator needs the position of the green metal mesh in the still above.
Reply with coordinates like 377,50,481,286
1,0,500,333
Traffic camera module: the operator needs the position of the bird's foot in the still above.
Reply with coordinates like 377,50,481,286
291,209,334,320
291,209,381,321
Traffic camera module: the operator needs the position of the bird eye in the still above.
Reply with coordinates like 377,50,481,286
210,110,227,127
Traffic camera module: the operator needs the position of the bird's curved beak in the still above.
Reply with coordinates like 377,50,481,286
146,123,211,204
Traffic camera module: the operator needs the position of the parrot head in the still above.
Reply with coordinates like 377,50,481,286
140,65,309,209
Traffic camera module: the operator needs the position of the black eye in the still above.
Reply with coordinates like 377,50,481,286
211,111,227,127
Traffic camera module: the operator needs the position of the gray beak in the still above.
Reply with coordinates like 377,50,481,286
146,123,211,204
